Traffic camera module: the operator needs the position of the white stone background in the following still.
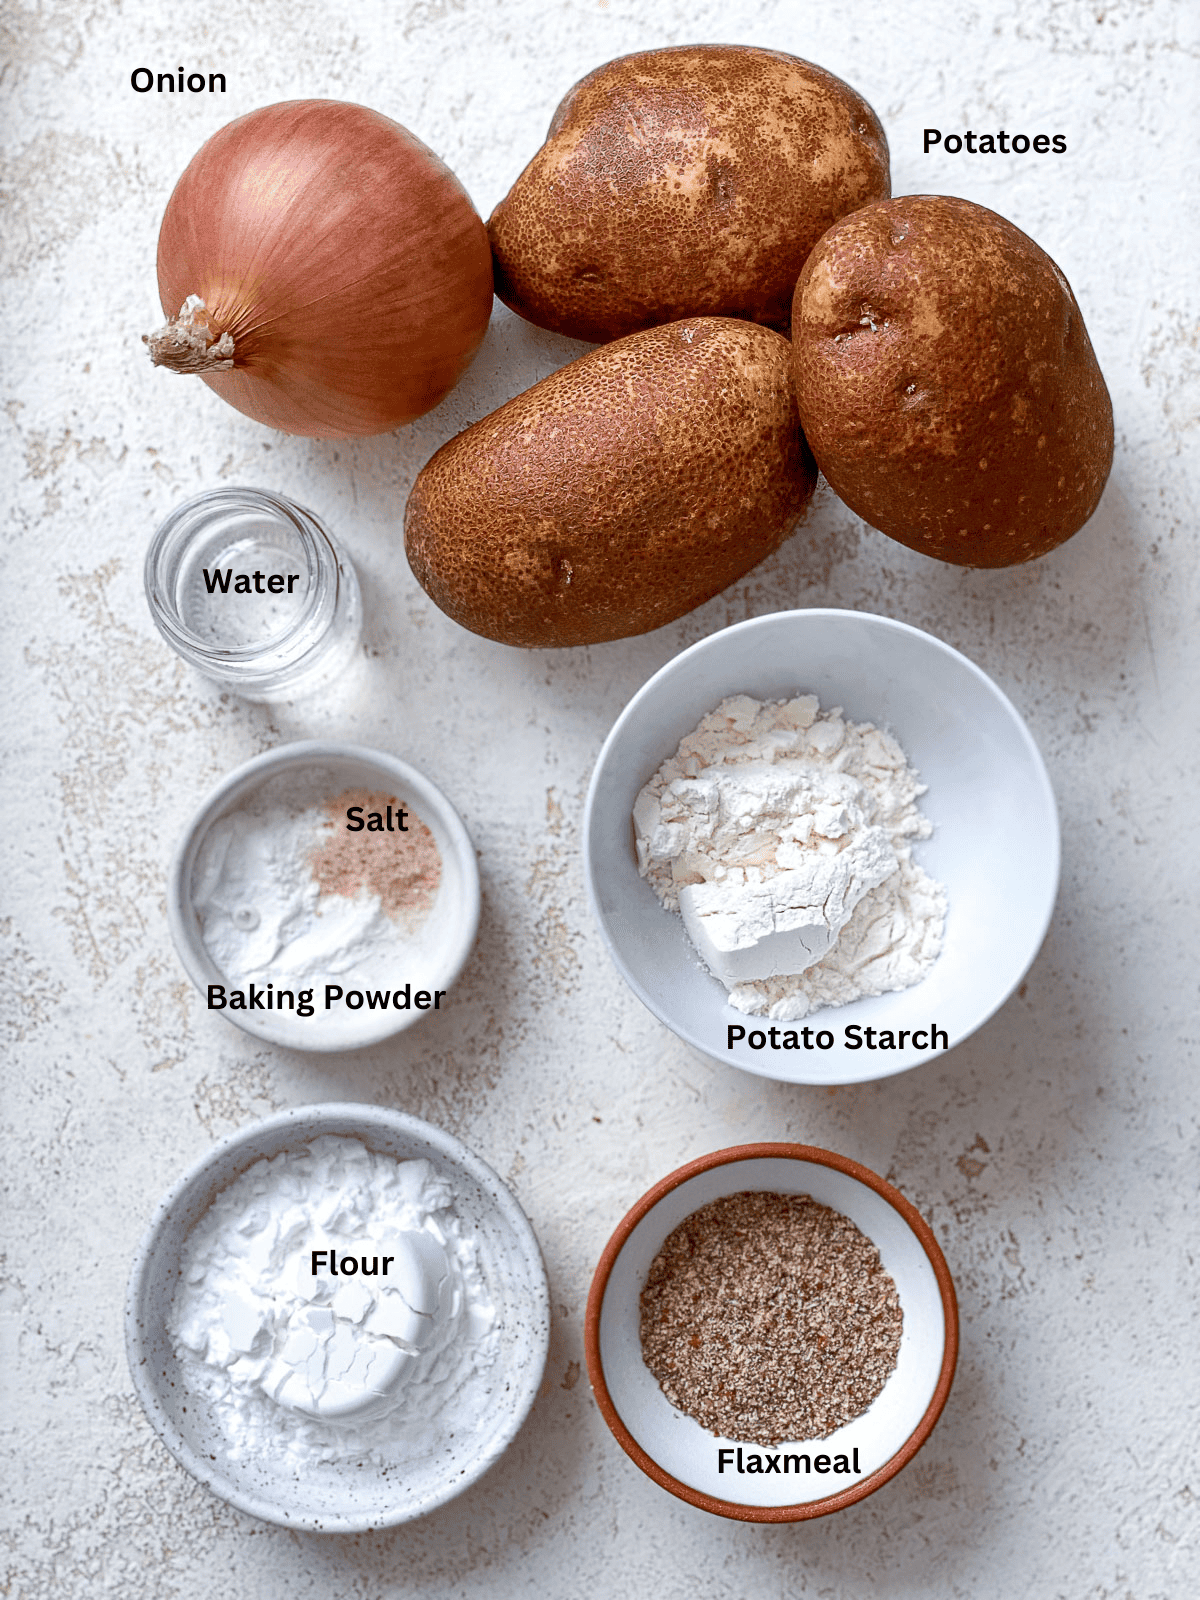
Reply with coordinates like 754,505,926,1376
2,0,1197,1593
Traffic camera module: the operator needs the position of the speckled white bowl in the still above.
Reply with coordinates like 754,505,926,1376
583,609,1060,1084
168,741,481,1051
585,1144,957,1521
126,1104,549,1532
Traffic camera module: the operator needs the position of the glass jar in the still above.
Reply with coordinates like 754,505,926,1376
144,487,363,701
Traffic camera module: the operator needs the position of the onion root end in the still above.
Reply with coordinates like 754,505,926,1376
144,294,235,373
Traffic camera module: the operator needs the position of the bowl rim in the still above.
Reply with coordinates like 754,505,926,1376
582,606,1060,1085
125,1101,550,1532
167,739,482,1052
583,1141,959,1522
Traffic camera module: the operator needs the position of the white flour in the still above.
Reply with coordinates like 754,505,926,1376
634,694,947,1020
167,1136,498,1468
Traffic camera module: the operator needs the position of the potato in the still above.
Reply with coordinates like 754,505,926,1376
487,45,889,344
791,195,1114,567
404,318,816,647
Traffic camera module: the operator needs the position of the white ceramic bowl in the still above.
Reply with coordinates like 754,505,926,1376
126,1104,550,1532
583,609,1059,1084
168,741,481,1051
585,1144,957,1521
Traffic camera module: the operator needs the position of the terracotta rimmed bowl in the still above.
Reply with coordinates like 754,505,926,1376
126,1103,550,1532
584,1143,958,1521
583,608,1060,1085
168,741,481,1052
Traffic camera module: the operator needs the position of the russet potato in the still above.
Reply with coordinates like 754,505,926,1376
404,318,816,648
488,45,889,344
791,195,1113,567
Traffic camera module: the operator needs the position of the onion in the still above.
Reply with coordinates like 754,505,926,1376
145,100,494,437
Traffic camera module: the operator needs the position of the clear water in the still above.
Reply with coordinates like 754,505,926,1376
176,515,312,650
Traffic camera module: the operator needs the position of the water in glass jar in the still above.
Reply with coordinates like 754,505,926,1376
175,511,313,650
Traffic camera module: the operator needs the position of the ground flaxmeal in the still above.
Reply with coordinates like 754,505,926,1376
639,1190,903,1447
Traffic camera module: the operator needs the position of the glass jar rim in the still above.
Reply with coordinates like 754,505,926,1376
144,486,341,664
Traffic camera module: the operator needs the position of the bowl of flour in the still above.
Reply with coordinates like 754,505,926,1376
168,742,480,1050
583,609,1059,1084
125,1104,550,1531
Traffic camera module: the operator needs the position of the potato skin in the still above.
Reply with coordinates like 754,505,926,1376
488,45,889,343
404,318,816,648
791,195,1114,567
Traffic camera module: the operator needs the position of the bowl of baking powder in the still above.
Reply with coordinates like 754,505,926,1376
583,609,1060,1084
126,1103,550,1531
585,1143,957,1521
168,742,481,1051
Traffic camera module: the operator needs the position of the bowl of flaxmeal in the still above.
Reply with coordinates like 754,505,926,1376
584,1143,957,1521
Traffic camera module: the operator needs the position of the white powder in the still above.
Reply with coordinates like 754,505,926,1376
167,1136,498,1468
634,694,947,1020
195,806,402,988
190,771,452,1039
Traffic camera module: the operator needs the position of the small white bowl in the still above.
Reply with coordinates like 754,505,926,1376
583,609,1059,1084
168,741,481,1051
585,1144,957,1521
126,1104,550,1532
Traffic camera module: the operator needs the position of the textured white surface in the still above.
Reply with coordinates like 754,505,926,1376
2,0,1198,1595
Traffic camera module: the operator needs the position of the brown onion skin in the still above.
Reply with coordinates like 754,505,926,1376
155,100,494,437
